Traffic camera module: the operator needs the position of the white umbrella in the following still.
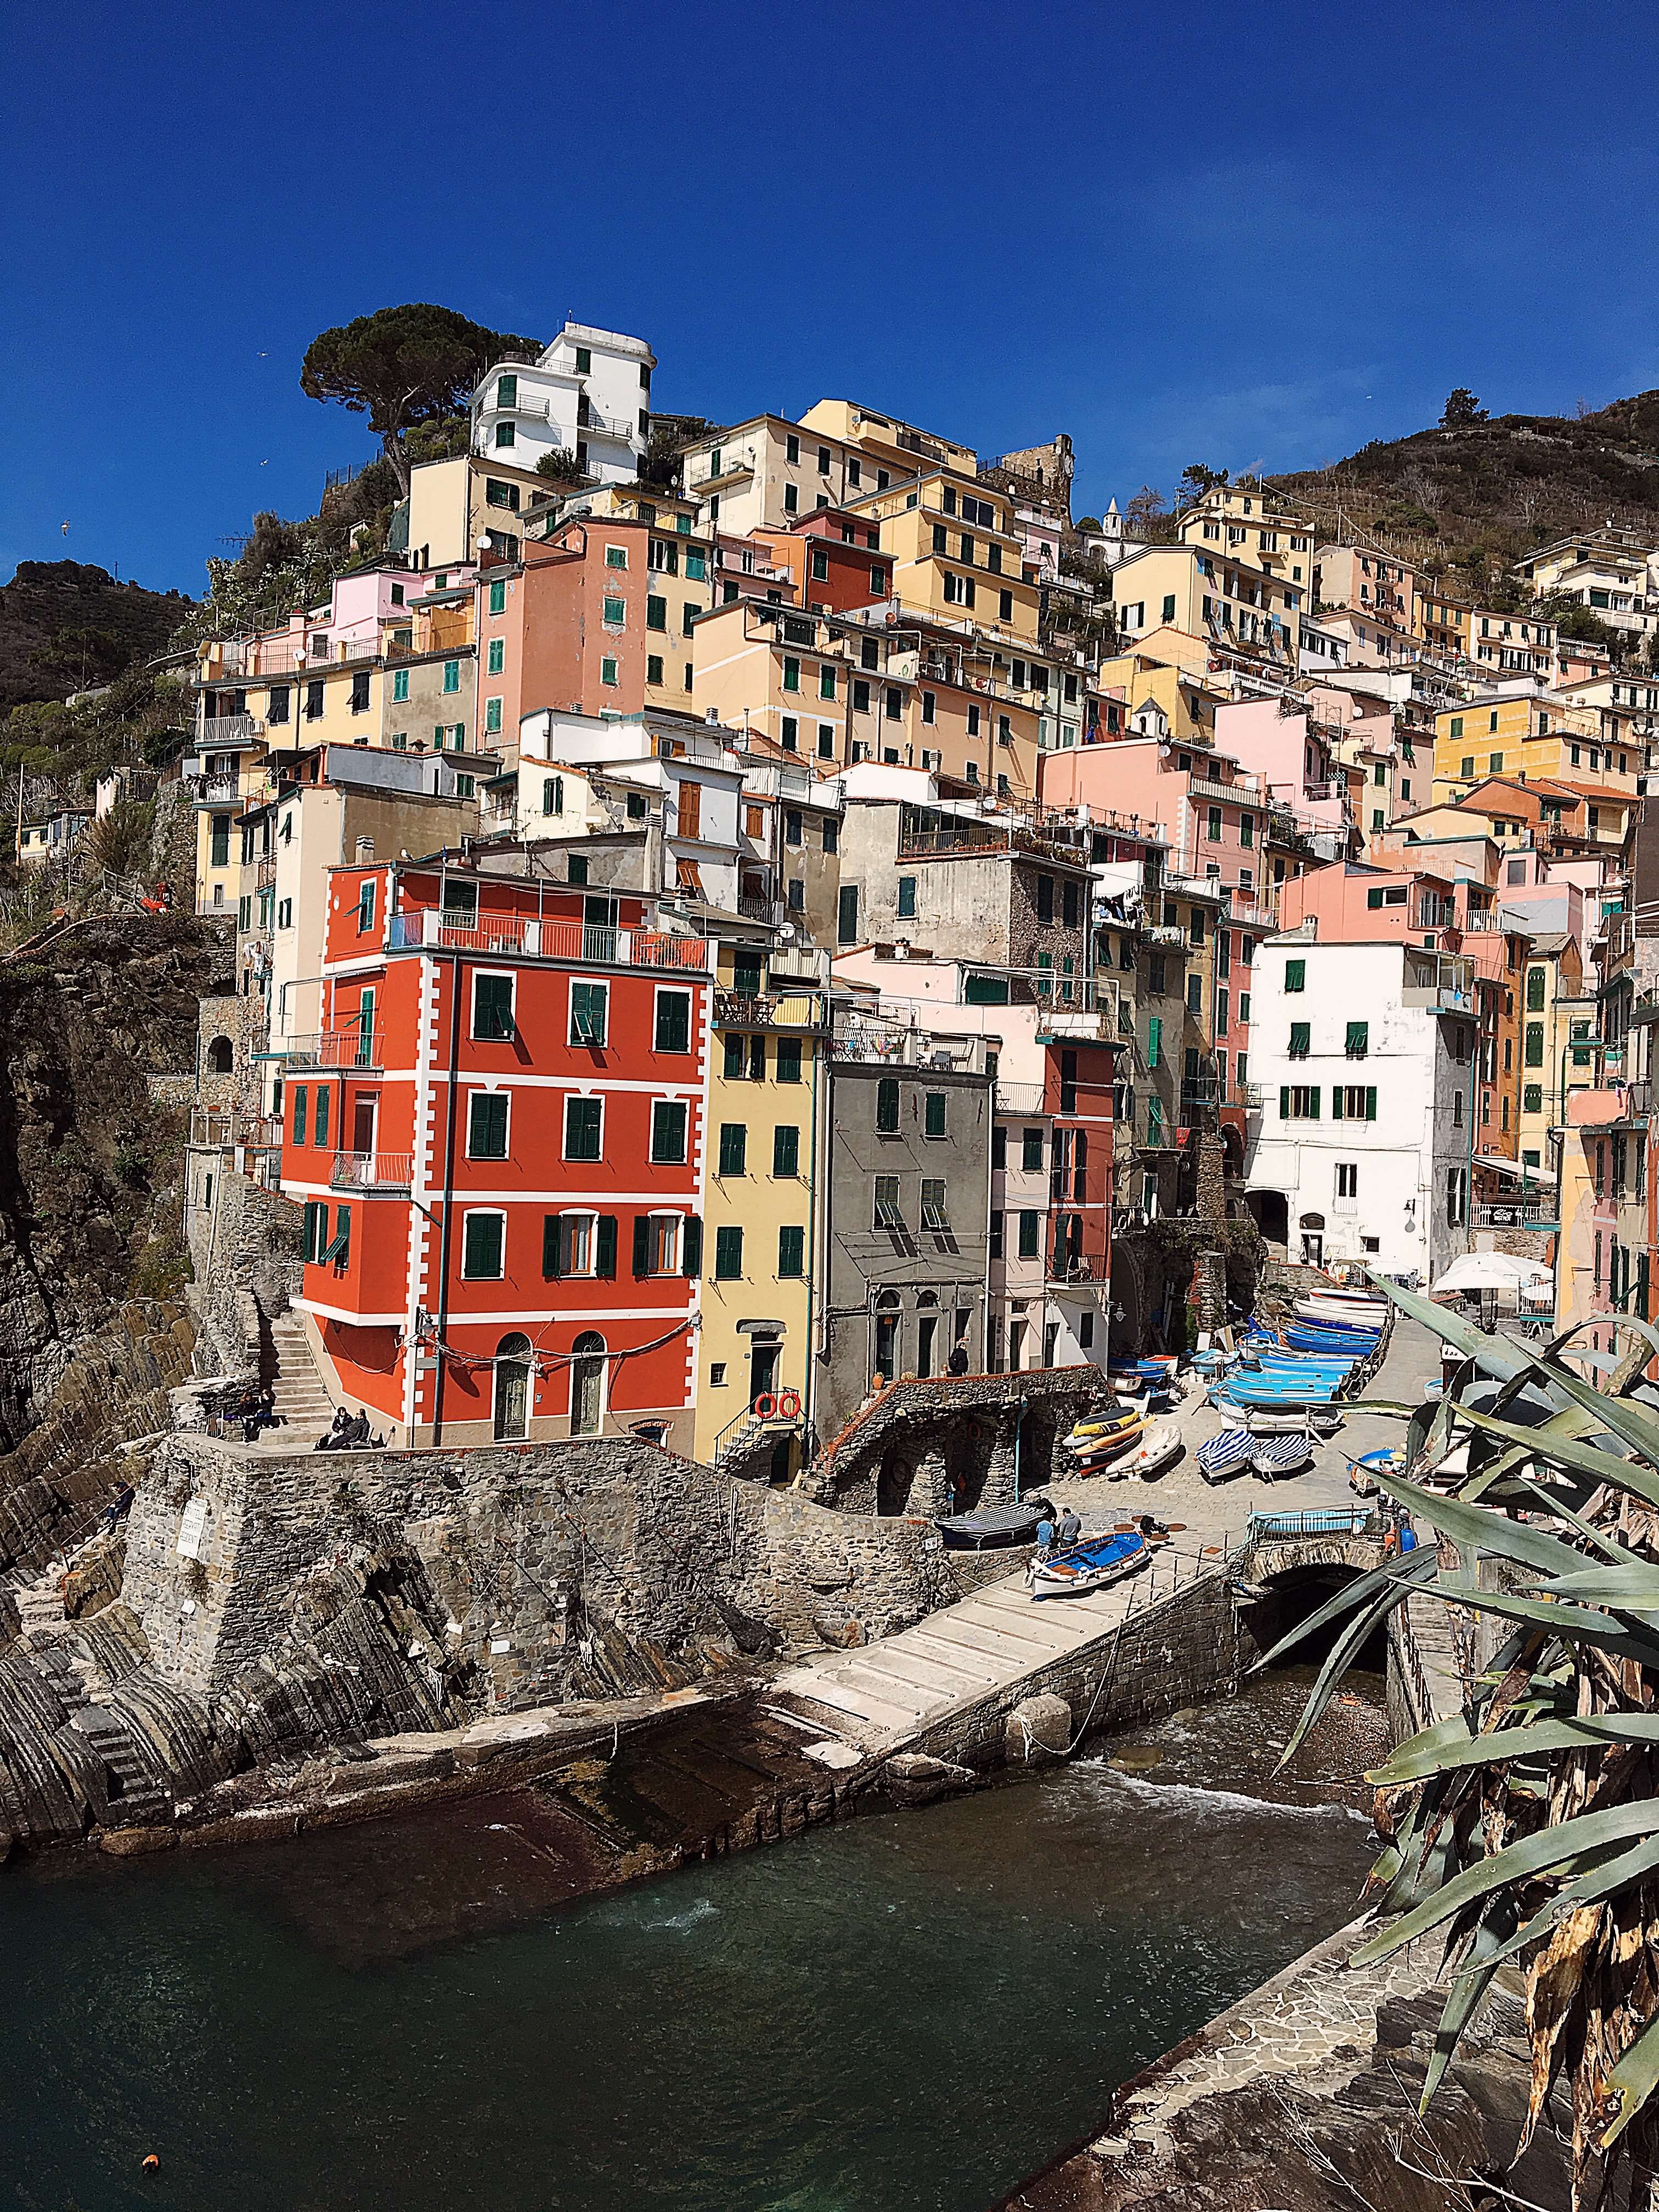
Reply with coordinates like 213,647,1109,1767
1432,1252,1552,1296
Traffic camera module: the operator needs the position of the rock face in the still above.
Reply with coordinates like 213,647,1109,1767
0,1430,960,1856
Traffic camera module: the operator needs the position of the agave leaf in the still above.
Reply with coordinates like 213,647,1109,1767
1421,1895,1520,2112
1373,1469,1595,1583
1352,1797,1659,1968
1369,1713,1659,1787
1448,1404,1659,1513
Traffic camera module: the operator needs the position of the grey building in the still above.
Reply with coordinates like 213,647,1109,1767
817,1015,992,1440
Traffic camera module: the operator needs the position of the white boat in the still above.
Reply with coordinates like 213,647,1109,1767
1107,1420,1182,1481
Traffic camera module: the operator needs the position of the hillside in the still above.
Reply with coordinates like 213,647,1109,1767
1265,393,1659,593
0,561,193,715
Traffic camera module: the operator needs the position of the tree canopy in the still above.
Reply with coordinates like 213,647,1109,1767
300,305,540,494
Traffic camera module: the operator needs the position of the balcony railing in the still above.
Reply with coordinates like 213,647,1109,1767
329,1151,414,1192
283,1031,384,1070
384,910,709,969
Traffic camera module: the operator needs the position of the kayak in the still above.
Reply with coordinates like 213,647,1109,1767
1030,1528,1149,1601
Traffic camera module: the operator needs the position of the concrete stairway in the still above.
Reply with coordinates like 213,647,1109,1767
267,1310,335,1443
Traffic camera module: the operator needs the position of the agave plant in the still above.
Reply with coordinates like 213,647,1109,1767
1267,1273,1659,2208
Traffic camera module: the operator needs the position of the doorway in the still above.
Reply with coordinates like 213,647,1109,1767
493,1333,531,1441
571,1331,606,1436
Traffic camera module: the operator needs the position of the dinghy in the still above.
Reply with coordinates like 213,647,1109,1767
1251,1431,1314,1478
1029,1528,1149,1600
1197,1427,1254,1482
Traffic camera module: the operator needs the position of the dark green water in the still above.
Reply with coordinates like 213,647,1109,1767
0,1676,1380,2212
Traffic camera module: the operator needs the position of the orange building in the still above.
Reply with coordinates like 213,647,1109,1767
280,856,710,1451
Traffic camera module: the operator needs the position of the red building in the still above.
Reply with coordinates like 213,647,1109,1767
279,855,709,1449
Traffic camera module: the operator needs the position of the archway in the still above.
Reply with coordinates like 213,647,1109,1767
570,1331,606,1436
493,1333,531,1442
206,1036,234,1076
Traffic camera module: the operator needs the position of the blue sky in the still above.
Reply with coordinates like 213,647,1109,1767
5,0,1659,598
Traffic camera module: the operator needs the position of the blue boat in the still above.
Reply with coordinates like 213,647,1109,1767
1030,1528,1149,1600
1197,1427,1255,1481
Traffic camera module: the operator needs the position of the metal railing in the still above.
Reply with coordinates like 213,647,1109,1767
329,1151,414,1191
283,1031,384,1070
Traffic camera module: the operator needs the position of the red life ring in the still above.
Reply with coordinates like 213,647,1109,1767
777,1389,802,1419
753,1392,777,1419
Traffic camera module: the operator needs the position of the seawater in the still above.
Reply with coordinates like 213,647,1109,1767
0,1673,1380,2212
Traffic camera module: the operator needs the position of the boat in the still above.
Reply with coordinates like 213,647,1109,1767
936,1502,1054,1550
1030,1528,1149,1600
1251,1431,1314,1478
1106,1419,1182,1480
1197,1427,1255,1482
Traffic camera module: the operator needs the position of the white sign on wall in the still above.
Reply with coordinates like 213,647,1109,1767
177,1497,209,1560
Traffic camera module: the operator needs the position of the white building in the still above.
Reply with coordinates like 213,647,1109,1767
470,321,655,487
1243,935,1477,1282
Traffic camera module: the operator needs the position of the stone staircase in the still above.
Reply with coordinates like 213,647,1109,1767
266,1309,336,1443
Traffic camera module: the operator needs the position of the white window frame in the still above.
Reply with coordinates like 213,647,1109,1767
562,1091,606,1162
466,1086,511,1160
461,1207,507,1280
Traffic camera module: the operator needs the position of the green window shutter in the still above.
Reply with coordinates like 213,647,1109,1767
1280,1085,1291,1119
1345,1020,1368,1056
778,1225,805,1278
1365,1087,1377,1121
631,1215,651,1276
681,1216,702,1277
543,1216,561,1279
1285,958,1305,992
772,1125,799,1176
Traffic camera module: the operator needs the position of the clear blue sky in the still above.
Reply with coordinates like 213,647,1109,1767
5,0,1659,599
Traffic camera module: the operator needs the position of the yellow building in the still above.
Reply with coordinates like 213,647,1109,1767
695,944,831,1478
1431,692,1615,806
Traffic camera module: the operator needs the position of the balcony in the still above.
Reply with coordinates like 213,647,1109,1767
383,910,710,969
329,1151,414,1193
283,1031,384,1071
713,988,829,1031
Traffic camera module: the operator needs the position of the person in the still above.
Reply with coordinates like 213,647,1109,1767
1057,1505,1081,1548
103,1481,136,1535
1035,1514,1056,1559
946,1340,969,1377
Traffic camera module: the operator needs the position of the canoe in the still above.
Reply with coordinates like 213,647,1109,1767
1106,1419,1182,1481
1197,1427,1254,1482
1030,1528,1149,1601
1251,1432,1314,1478
936,1502,1052,1550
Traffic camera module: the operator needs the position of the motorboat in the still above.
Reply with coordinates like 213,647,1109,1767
1251,1431,1314,1479
1030,1528,1149,1601
1197,1428,1255,1482
1106,1419,1182,1481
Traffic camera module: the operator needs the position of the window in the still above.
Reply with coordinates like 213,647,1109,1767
718,1123,747,1176
714,1225,743,1279
462,1212,505,1279
1279,1085,1321,1119
651,1100,687,1163
1284,958,1306,993
773,1124,799,1176
564,1095,603,1160
873,1176,904,1231
473,973,515,1040
1018,1210,1041,1259
778,1225,805,1278
921,1178,949,1232
896,874,917,919
569,980,608,1046
876,1076,900,1134
469,1091,509,1159
654,990,691,1053
923,1091,946,1138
